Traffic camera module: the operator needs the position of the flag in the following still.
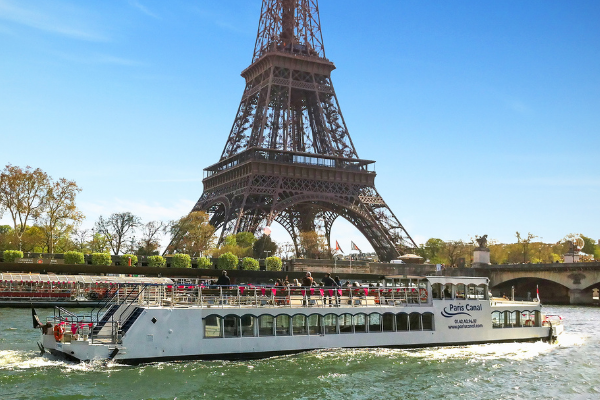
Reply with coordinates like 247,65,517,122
351,241,361,253
536,285,540,302
335,240,344,253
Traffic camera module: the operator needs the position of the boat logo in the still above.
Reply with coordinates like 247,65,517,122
441,304,472,318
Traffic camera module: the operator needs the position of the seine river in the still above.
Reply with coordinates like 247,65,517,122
0,306,597,400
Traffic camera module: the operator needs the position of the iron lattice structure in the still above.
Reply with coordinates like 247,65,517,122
192,0,416,261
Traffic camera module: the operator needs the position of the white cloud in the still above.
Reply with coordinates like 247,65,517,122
129,0,159,19
0,0,107,41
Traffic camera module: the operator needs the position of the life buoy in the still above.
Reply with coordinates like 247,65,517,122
53,324,65,341
419,288,428,302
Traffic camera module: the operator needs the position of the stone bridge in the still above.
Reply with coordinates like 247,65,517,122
448,262,600,305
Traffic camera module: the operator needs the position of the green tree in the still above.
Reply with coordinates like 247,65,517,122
242,257,259,270
0,165,50,250
170,254,191,268
253,234,278,258
218,252,238,270
266,256,283,271
166,211,215,257
580,235,597,255
92,253,112,266
197,257,212,268
298,231,330,259
38,177,84,254
137,221,164,256
3,250,23,263
148,255,166,267
96,212,141,255
235,232,256,248
516,232,537,263
64,251,85,264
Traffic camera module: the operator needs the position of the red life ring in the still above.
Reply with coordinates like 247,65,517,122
53,324,65,341
419,288,428,302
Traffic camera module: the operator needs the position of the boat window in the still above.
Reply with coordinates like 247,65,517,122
258,315,274,336
466,284,477,299
368,313,381,332
340,313,353,333
443,284,453,299
455,284,465,300
224,315,240,337
422,312,434,331
476,284,487,300
505,311,517,328
382,313,395,332
292,315,307,335
396,313,409,331
354,313,367,333
204,315,222,338
276,315,290,336
323,314,338,334
241,314,256,337
409,312,422,331
521,311,535,327
492,311,503,328
308,314,322,335
431,283,443,300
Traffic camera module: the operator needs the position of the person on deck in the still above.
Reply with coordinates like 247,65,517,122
216,270,231,287
301,272,314,287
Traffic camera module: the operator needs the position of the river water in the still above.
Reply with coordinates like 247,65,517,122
0,306,596,400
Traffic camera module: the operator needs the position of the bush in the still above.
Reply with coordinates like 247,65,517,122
148,255,166,268
3,250,23,263
197,257,212,268
120,254,138,266
171,254,191,268
64,251,84,265
242,257,259,271
92,253,112,266
218,252,238,270
266,256,283,271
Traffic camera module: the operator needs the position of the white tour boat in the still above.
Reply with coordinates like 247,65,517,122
32,276,563,365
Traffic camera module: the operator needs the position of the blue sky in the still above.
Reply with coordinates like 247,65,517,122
1,0,598,252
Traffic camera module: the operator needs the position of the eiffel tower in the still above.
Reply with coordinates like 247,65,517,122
192,0,416,261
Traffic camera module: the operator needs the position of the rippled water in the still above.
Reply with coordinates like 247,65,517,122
0,306,597,399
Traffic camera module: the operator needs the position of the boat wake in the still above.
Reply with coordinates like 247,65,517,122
0,350,119,372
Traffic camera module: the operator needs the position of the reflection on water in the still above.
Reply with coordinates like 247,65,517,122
0,306,597,400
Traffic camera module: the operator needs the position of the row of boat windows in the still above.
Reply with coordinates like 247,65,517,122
430,283,488,300
492,310,542,328
203,312,435,338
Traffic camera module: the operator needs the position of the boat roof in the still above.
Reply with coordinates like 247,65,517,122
426,276,489,285
0,273,173,285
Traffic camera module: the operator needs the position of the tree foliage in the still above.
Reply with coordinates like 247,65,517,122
298,231,330,259
91,252,112,266
64,251,84,264
166,211,215,257
38,178,83,253
3,250,23,263
0,165,50,249
266,256,283,271
137,220,164,256
218,252,238,270
253,235,278,258
170,254,191,268
95,212,141,255
242,257,259,271
148,255,166,268
197,257,212,268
